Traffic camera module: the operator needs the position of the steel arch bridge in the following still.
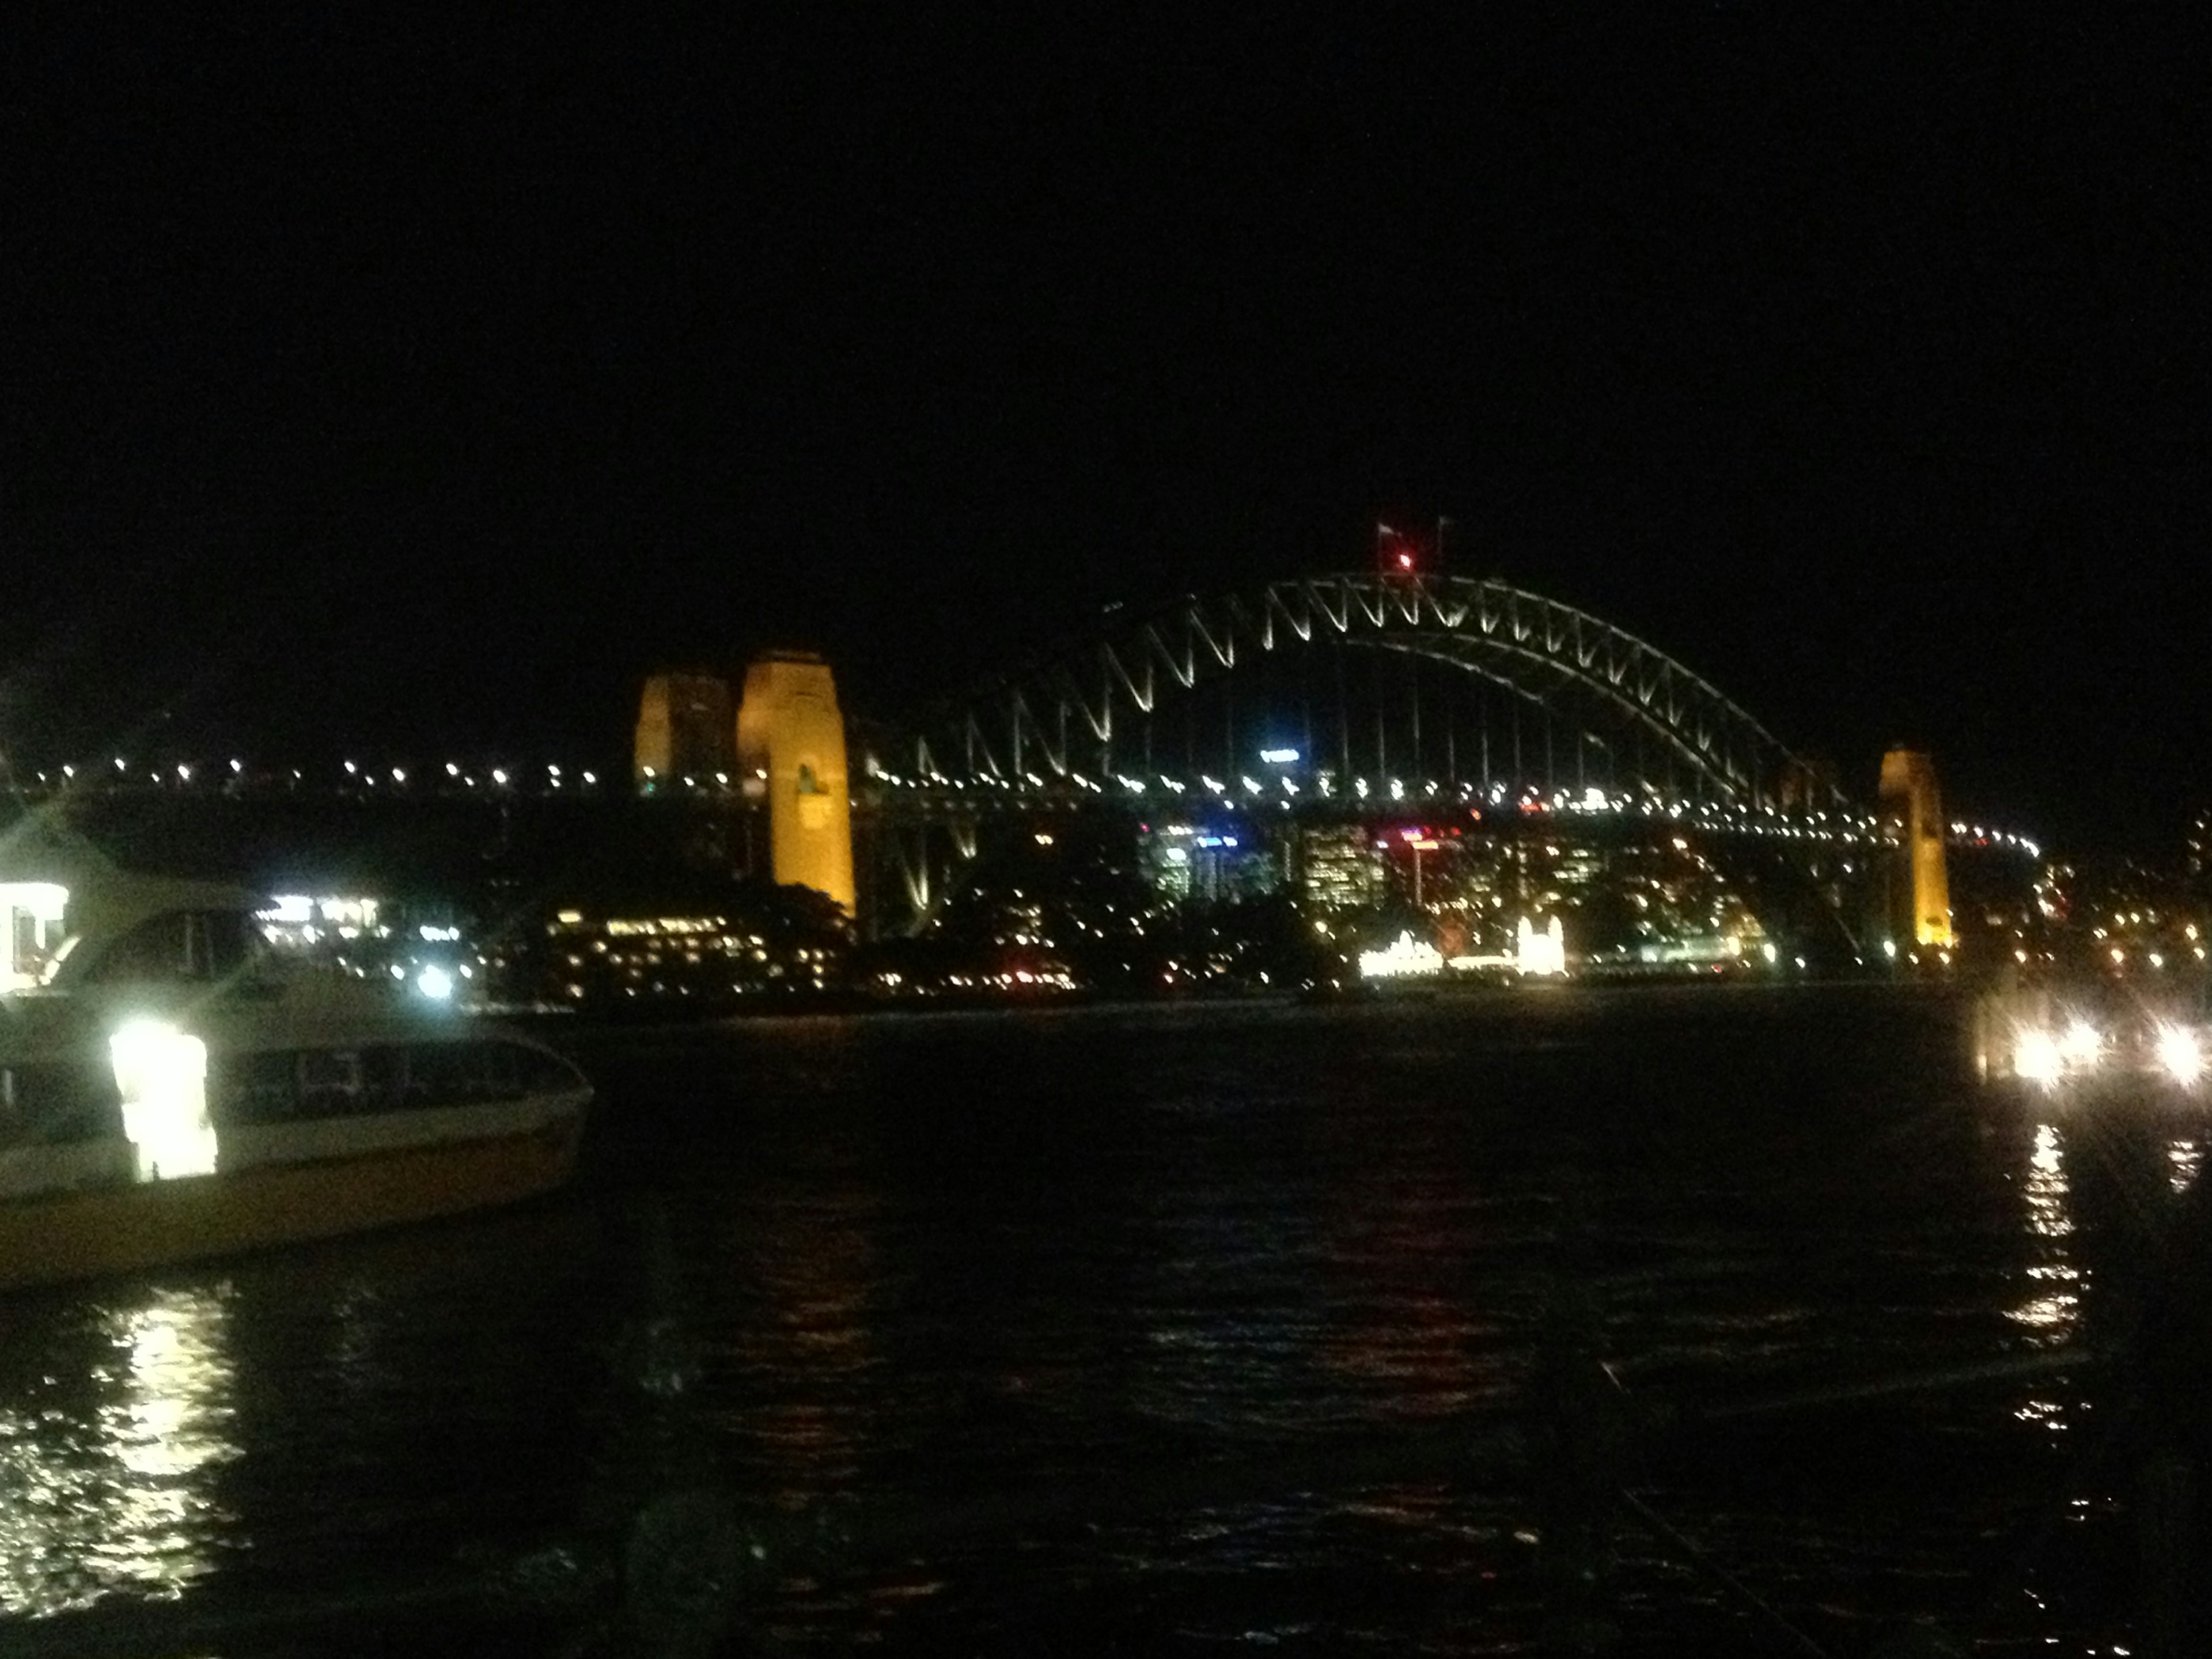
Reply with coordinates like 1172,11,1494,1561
865,573,1834,812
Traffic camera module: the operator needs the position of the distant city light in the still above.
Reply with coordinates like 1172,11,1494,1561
1516,916,1567,977
1361,930,1442,980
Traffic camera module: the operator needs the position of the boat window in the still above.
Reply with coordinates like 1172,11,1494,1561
214,1051,300,1124
83,911,262,985
0,1061,123,1143
297,1050,365,1115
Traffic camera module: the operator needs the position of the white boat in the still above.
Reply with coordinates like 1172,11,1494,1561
0,865,590,1293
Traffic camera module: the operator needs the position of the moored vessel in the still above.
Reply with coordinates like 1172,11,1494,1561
1,866,590,1293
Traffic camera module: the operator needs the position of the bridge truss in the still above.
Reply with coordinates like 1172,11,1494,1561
855,574,1855,929
869,573,1833,811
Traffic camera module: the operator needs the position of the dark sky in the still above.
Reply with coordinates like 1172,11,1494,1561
3,12,2205,853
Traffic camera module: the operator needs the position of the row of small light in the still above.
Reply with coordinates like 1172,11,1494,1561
865,761,2042,854
22,755,2043,859
21,759,603,791
1948,820,2044,858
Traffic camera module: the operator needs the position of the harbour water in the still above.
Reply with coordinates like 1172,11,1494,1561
0,986,2184,1653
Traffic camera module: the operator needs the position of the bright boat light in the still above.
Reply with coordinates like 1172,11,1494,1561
2059,1020,2102,1069
109,1020,217,1181
416,965,456,1001
2012,1028,2062,1086
2155,1024,2205,1087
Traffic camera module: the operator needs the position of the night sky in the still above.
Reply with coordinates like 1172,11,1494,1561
5,13,2205,854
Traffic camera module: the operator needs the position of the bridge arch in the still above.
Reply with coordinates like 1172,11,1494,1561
870,573,1831,811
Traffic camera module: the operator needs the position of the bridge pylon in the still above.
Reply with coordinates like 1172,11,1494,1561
736,652,857,918
1878,747,1953,949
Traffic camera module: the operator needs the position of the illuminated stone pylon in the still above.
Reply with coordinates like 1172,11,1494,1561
1878,747,1953,949
633,673,736,789
736,652,857,916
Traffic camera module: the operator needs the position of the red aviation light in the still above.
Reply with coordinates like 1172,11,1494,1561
1377,521,1423,577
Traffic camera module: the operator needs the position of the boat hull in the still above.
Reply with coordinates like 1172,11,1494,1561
0,1105,584,1293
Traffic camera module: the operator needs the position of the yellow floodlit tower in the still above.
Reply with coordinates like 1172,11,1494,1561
1879,747,1953,949
736,652,857,916
634,673,736,790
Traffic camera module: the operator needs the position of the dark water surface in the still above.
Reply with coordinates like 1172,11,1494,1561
1,987,2183,1654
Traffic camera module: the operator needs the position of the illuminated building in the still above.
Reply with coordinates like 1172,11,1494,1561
1142,824,1199,902
633,673,736,789
1140,822,1279,904
1360,930,1443,979
1293,824,1384,909
736,652,857,916
1879,747,1954,948
540,909,838,1001
1516,914,1568,976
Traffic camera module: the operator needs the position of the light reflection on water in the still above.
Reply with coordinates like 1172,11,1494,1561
0,995,2151,1650
2168,1137,2201,1195
2010,1121,2081,1437
0,1285,240,1613
717,1190,881,1508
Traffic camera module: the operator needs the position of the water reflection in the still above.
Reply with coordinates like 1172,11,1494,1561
2009,1122,2081,1440
1316,1173,1491,1418
1130,1199,1328,1437
718,1190,880,1506
0,1285,240,1613
2166,1137,2201,1196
